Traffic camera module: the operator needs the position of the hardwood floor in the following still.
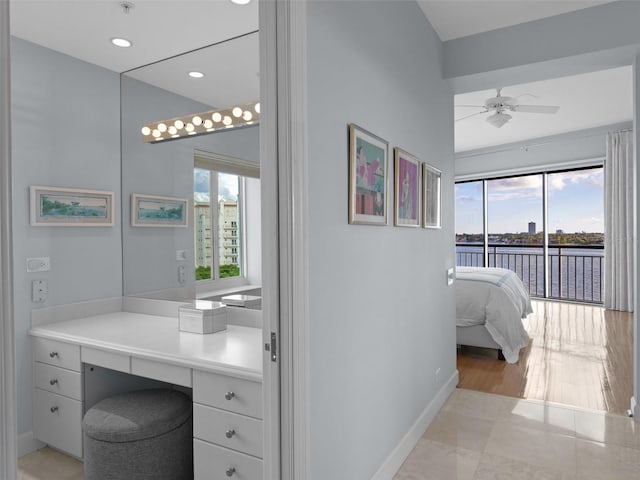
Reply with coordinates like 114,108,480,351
457,299,633,415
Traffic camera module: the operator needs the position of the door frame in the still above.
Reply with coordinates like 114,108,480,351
1,0,17,478
260,0,310,478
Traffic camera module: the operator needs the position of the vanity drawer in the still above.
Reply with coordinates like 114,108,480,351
33,388,83,458
82,347,130,373
194,403,263,458
34,362,82,399
131,357,192,387
193,370,262,419
33,338,81,372
194,439,262,480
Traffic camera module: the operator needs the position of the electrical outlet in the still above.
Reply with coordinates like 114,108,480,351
178,265,185,284
447,267,454,286
32,279,48,303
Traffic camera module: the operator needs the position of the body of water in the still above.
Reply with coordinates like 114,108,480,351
456,245,604,303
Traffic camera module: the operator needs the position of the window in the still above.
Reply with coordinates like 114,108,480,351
193,150,260,284
456,166,604,303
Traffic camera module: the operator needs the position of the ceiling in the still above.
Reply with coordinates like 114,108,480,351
417,0,615,41
8,1,631,150
454,66,632,152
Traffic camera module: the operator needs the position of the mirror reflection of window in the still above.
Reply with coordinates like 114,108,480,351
194,169,243,281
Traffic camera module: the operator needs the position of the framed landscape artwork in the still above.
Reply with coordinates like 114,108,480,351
393,148,421,227
422,163,442,229
131,193,189,227
348,123,389,225
30,186,114,226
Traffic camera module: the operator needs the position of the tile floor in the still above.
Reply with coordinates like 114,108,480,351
394,388,640,480
18,389,640,480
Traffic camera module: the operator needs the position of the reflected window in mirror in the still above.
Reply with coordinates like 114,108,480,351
195,169,244,281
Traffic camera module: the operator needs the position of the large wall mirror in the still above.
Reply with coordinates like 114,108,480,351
121,31,261,299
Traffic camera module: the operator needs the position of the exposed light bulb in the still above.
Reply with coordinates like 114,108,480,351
157,123,167,133
242,111,253,121
254,102,260,113
174,120,185,130
141,126,151,136
152,129,161,138
223,115,232,126
192,116,202,126
212,112,222,123
168,126,178,135
232,107,243,118
185,123,195,132
203,119,213,129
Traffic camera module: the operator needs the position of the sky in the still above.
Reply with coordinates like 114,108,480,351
194,169,239,203
455,167,604,234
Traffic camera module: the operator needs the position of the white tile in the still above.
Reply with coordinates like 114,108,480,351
575,438,640,480
442,389,517,421
502,399,576,436
424,411,494,452
394,439,481,480
473,453,565,480
484,421,577,473
574,410,640,450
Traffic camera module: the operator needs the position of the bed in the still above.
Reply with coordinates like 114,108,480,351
455,266,532,363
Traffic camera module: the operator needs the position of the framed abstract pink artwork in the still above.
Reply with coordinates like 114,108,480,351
393,148,421,227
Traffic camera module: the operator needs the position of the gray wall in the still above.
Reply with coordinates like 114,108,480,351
306,2,455,478
11,38,122,433
121,76,261,296
455,122,632,180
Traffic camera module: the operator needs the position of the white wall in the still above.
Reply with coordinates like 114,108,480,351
121,76,261,296
11,38,122,434
306,2,455,478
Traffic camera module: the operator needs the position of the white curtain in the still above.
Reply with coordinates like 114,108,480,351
604,130,634,311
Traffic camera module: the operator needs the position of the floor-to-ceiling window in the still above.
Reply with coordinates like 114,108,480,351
456,166,604,303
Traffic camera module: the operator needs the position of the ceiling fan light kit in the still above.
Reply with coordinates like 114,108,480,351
456,88,560,128
486,111,512,128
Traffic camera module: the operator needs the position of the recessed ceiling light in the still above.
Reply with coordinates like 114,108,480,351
188,71,205,79
230,0,251,5
111,38,132,48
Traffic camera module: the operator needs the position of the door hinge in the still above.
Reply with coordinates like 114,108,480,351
264,332,277,362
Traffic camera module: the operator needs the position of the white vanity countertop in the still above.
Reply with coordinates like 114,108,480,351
29,312,263,381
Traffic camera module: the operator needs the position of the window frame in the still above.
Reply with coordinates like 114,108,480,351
193,150,259,292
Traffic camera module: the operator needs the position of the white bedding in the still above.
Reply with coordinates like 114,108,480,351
456,266,532,363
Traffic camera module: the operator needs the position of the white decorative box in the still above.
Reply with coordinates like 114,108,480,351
178,300,228,334
221,294,262,309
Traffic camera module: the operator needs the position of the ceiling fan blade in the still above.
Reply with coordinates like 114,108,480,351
513,105,559,114
455,111,487,122
455,104,485,108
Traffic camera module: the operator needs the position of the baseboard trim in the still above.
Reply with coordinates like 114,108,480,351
370,370,459,480
18,431,45,457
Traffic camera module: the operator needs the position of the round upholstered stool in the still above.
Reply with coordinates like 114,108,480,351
82,388,193,480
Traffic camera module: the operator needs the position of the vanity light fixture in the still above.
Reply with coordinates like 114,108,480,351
140,101,261,143
111,37,132,48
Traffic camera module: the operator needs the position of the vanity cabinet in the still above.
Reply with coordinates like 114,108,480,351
193,370,263,479
31,337,84,458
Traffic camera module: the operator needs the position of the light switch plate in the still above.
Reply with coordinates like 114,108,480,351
27,257,50,273
176,250,188,261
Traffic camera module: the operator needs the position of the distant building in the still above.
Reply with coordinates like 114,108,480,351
195,203,211,268
528,222,536,234
218,200,239,266
556,229,564,234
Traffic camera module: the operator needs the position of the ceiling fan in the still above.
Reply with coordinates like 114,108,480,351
455,88,560,128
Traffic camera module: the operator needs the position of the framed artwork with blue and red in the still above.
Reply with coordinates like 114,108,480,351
348,123,389,225
393,148,421,227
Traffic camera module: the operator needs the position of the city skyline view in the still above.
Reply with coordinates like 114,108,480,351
456,167,604,235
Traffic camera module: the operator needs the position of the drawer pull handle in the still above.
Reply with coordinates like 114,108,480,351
49,352,59,358
226,467,236,477
224,391,235,401
49,379,58,386
225,429,236,439
50,406,59,413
